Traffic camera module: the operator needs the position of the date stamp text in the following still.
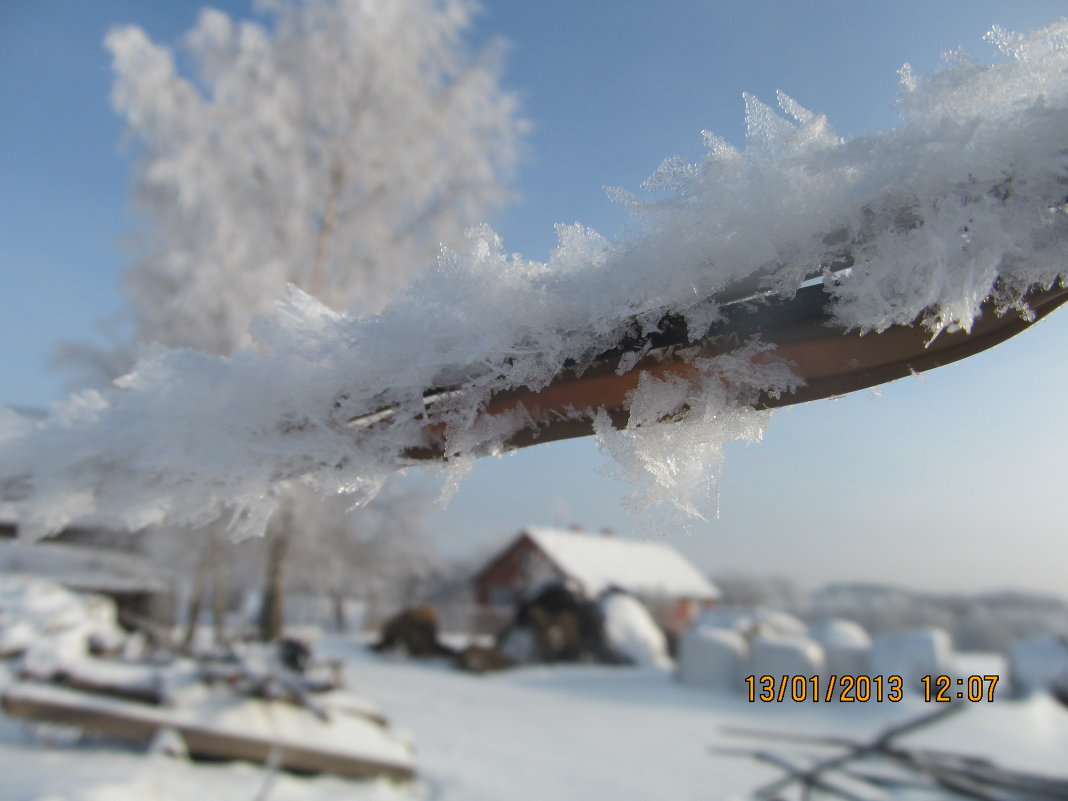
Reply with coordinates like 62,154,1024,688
743,674,999,703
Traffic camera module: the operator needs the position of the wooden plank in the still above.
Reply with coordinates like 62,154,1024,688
2,683,414,782
37,666,166,706
3,686,159,741
179,728,412,781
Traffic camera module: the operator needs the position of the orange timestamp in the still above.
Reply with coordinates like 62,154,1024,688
744,674,1000,703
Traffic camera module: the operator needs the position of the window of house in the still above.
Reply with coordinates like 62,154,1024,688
490,585,513,607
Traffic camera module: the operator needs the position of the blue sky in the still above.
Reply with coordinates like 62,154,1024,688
3,1,1067,597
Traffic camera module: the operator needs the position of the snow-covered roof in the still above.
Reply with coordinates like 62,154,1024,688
523,526,719,600
0,541,168,595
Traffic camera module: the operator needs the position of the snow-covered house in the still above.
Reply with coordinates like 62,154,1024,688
0,524,172,625
472,526,719,634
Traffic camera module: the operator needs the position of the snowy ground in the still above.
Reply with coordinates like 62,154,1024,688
3,637,1068,801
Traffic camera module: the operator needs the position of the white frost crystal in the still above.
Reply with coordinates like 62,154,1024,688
3,22,1068,538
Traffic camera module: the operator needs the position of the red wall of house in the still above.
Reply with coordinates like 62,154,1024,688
474,535,561,607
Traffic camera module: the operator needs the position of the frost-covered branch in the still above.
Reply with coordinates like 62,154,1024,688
4,21,1068,540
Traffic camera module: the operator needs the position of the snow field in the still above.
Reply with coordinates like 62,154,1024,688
4,632,1068,800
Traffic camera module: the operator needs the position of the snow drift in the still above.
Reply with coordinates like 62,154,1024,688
2,22,1068,539
0,574,124,664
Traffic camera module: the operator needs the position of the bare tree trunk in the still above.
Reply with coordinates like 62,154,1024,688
210,520,229,647
310,163,344,299
258,506,293,641
331,590,347,633
182,536,211,650
182,581,204,651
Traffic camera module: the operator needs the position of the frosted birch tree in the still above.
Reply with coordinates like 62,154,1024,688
109,0,521,353
100,0,524,639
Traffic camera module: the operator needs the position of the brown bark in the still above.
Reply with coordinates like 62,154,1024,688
257,506,293,641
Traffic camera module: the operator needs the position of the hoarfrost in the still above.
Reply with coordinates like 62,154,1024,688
3,21,1068,539
593,341,799,529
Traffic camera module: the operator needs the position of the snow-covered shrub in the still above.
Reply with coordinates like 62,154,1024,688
676,626,748,693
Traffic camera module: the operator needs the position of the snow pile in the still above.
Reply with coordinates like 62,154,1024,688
692,606,807,639
3,22,1068,538
0,574,124,663
750,633,826,678
676,625,748,692
1008,635,1068,696
172,683,414,768
678,612,876,693
808,618,872,675
598,590,672,669
870,627,954,687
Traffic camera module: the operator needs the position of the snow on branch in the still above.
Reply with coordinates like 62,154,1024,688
4,21,1068,540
